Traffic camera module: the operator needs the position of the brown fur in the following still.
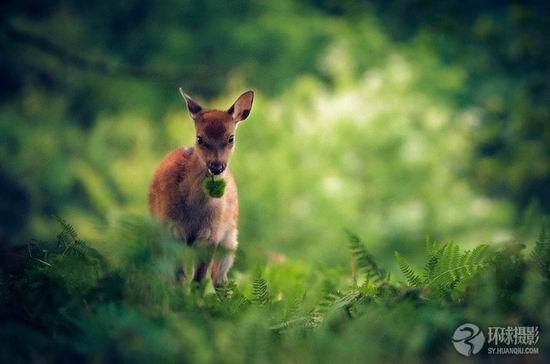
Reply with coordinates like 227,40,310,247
148,91,253,287
148,145,239,245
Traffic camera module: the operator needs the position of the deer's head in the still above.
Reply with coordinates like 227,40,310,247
180,89,254,176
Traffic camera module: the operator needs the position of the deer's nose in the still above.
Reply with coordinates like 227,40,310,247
208,161,225,175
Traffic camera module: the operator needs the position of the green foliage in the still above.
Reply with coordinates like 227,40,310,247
54,216,104,264
1,0,545,269
252,267,270,305
531,225,550,280
203,177,227,198
1,1,549,362
1,220,549,363
215,280,251,315
395,252,422,287
348,232,386,285
396,240,492,300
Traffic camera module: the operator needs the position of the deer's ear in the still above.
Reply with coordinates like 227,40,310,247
179,88,203,120
227,90,254,122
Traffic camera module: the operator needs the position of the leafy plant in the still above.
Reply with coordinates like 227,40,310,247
395,239,493,299
348,231,387,286
531,225,550,280
252,267,271,306
2,220,549,363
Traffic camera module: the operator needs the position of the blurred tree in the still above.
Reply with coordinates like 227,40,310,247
306,0,550,213
0,0,547,252
381,0,550,212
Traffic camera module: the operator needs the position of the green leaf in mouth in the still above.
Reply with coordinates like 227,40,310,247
203,177,227,198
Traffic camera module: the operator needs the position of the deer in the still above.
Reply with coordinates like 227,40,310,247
148,89,254,288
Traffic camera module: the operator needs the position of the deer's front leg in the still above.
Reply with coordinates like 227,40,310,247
192,239,216,284
211,229,238,288
211,251,235,289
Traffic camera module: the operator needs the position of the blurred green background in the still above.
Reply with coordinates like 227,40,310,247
1,2,550,363
1,0,549,268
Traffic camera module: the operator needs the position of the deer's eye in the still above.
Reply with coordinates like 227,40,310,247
228,135,234,144
197,136,204,145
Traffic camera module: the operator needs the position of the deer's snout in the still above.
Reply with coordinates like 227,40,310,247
208,161,225,175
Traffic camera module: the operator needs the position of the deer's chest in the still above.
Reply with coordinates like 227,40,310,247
173,188,227,244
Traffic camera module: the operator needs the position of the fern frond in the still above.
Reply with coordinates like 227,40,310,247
395,252,422,287
327,290,362,313
317,290,343,312
431,242,449,284
56,216,79,252
347,232,385,285
270,316,309,331
304,309,323,329
449,242,460,281
468,245,491,268
216,280,250,314
395,239,493,300
270,297,311,331
423,242,445,282
216,280,237,300
252,268,270,305
428,244,490,290
56,216,79,241
424,236,438,259
531,225,550,280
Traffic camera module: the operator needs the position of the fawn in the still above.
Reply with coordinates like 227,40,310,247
148,89,254,288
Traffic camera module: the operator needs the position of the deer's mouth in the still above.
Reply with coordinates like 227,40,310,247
207,161,226,176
